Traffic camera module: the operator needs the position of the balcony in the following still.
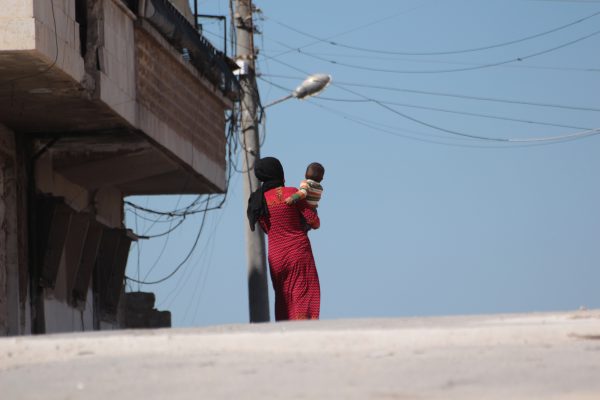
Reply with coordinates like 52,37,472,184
0,0,239,195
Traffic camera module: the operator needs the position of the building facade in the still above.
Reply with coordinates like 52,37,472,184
0,0,237,335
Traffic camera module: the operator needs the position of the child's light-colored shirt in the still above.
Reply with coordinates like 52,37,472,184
289,179,323,208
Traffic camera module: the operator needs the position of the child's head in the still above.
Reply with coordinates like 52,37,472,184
305,162,325,182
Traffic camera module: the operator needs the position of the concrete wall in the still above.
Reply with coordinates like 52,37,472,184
33,0,85,82
0,1,35,51
135,22,227,190
0,124,29,336
44,290,94,333
35,147,125,334
35,154,123,229
99,0,137,125
0,0,230,335
0,125,16,335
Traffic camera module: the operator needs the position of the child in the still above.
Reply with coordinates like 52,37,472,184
285,162,325,208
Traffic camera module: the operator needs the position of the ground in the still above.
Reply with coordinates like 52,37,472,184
1,310,600,399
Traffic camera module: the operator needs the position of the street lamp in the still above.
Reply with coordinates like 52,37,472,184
264,74,332,108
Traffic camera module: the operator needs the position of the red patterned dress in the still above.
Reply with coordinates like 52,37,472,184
260,186,321,321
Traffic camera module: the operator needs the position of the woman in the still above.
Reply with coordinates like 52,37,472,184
247,157,321,321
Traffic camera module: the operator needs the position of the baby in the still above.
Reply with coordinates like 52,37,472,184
285,162,325,208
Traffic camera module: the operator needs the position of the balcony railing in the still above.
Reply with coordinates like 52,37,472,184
126,0,240,99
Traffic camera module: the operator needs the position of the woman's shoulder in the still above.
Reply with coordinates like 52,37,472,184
264,187,297,203
264,186,296,196
282,186,298,195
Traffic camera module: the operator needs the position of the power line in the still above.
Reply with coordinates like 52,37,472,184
314,94,590,130
125,109,242,286
275,27,600,74
261,76,590,130
259,75,600,143
205,21,600,115
264,48,600,73
268,2,432,59
267,10,600,56
206,9,600,111
258,54,600,115
136,216,187,240
255,44,600,143
259,76,550,148
125,195,212,285
261,73,600,113
335,84,600,143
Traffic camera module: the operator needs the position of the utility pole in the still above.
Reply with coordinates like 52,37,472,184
234,0,270,322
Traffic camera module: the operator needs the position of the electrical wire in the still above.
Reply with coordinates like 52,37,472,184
204,25,600,114
269,2,433,59
334,83,600,143
260,76,598,148
125,195,212,285
260,74,600,114
333,80,600,113
139,195,187,281
125,208,183,223
255,41,600,144
267,10,600,56
314,94,590,130
136,216,187,240
259,75,593,131
197,24,600,114
275,27,600,74
125,109,241,286
181,212,221,324
259,75,600,143
264,48,600,73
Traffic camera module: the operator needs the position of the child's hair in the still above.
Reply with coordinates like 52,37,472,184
305,162,325,182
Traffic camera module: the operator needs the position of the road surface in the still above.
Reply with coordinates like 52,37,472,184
1,310,600,399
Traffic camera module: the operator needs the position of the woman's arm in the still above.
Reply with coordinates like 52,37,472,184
297,201,320,230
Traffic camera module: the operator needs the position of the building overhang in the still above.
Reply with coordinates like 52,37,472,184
0,0,234,195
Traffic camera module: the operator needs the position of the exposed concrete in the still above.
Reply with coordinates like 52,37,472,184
1,310,600,399
0,1,35,51
1,0,234,336
35,153,91,212
93,186,123,228
33,0,85,82
1,0,230,195
0,125,23,336
99,0,137,125
43,294,93,334
120,292,171,329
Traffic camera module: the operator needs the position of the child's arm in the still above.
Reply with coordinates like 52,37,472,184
285,181,309,205
285,189,307,205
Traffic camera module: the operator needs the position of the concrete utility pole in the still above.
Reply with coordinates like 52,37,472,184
234,0,270,322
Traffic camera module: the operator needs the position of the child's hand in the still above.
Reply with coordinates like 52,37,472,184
284,197,295,206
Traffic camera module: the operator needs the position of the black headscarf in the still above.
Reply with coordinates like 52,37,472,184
247,157,285,231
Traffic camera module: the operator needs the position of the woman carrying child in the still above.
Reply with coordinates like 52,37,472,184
247,157,321,320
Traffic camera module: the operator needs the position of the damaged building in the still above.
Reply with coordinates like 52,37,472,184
0,0,238,335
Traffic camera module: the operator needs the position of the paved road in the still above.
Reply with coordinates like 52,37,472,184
1,310,600,399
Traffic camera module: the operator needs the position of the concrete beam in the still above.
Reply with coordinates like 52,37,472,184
55,149,179,190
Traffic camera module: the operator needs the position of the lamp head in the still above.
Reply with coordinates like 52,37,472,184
292,74,332,100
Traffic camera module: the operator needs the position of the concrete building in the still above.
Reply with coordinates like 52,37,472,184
0,0,238,335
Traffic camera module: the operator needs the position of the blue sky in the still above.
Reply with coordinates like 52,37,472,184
125,0,600,327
